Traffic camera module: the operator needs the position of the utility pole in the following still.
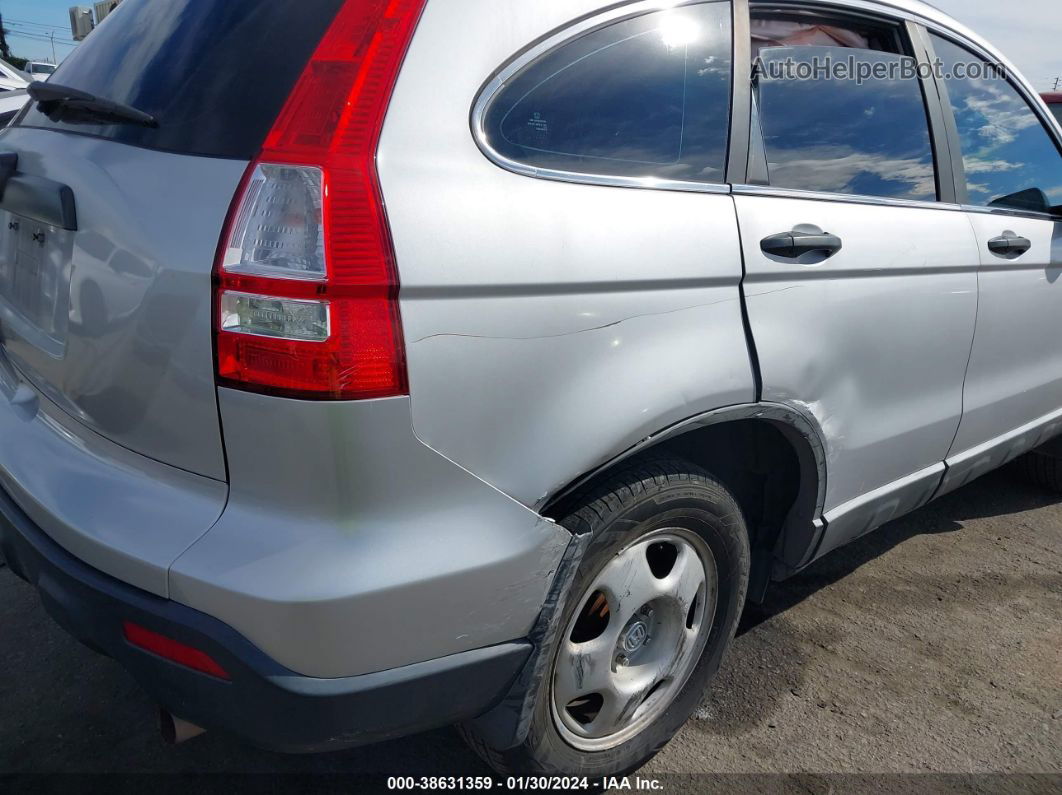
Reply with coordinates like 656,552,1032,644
1055,76,1061,92
49,30,56,63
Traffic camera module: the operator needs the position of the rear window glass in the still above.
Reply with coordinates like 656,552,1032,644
1052,105,1062,127
481,1,733,184
16,0,344,159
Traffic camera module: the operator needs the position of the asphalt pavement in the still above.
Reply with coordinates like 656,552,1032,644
1,466,1059,793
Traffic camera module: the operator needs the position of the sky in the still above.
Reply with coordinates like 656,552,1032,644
931,0,1061,92
0,0,1059,90
0,0,79,64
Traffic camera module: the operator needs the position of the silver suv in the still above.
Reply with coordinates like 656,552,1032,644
1,0,1061,778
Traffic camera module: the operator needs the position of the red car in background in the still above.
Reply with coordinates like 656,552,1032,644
1044,93,1062,126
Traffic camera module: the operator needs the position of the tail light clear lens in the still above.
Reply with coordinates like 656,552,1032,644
220,292,330,342
222,165,326,282
214,0,426,400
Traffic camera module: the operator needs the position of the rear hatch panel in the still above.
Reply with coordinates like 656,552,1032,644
0,0,346,479
0,129,244,479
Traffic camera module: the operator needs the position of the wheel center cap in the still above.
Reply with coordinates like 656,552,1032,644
622,621,649,653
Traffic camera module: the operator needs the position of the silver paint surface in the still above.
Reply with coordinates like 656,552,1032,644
170,392,571,679
949,214,1062,462
0,350,226,595
380,0,756,508
0,126,244,481
0,0,1059,684
734,194,980,549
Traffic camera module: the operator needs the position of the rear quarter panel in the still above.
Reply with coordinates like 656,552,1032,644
379,0,755,508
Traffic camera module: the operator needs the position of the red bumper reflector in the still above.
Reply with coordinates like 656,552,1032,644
123,621,230,681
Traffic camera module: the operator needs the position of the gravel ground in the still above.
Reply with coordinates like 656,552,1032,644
1,466,1060,792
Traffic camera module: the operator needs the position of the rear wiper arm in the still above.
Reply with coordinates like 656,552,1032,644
27,82,158,128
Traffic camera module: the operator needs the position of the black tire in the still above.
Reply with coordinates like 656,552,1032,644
460,459,750,778
1016,450,1062,494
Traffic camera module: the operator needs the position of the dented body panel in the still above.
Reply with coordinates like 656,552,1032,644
380,0,756,509
2,0,1062,753
734,195,981,554
170,392,572,679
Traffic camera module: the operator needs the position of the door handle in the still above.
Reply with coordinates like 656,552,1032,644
761,227,843,259
0,150,78,231
988,231,1032,258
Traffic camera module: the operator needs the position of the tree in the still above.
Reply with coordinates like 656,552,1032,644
0,14,11,61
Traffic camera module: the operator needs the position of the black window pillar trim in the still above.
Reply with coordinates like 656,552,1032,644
726,0,752,186
909,22,968,205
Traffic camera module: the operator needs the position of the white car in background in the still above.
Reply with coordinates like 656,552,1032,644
0,60,30,92
26,62,57,82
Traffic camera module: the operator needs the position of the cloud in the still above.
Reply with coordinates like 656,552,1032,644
963,83,1041,147
768,148,936,198
962,157,1021,174
930,0,1060,92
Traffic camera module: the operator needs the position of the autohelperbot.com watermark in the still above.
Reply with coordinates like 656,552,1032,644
754,53,1008,85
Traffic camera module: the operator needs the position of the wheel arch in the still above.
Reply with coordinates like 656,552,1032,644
541,403,829,598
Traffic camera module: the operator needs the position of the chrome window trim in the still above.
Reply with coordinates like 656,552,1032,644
471,0,1057,204
960,205,1062,224
732,184,964,212
749,0,913,30
470,0,733,195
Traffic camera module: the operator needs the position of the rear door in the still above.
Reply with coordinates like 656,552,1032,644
927,34,1062,493
0,0,343,480
734,7,981,553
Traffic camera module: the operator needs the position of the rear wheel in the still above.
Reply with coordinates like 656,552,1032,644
1015,448,1062,494
461,460,749,777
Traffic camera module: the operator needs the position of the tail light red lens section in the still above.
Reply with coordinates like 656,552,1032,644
123,621,230,681
215,0,427,400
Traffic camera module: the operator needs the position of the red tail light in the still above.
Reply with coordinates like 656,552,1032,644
123,621,230,680
214,0,426,400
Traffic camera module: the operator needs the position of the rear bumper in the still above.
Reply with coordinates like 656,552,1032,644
0,484,530,752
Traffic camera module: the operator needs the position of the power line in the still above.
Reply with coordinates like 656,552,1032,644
6,31,77,48
4,16,71,30
6,24,75,43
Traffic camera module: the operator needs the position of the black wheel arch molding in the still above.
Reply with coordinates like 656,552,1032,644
540,401,830,581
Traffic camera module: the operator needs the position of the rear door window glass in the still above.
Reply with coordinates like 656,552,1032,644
931,34,1062,214
751,15,938,201
481,2,733,184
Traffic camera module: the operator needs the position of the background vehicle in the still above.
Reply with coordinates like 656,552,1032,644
1044,92,1062,126
25,63,57,83
0,0,1060,779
